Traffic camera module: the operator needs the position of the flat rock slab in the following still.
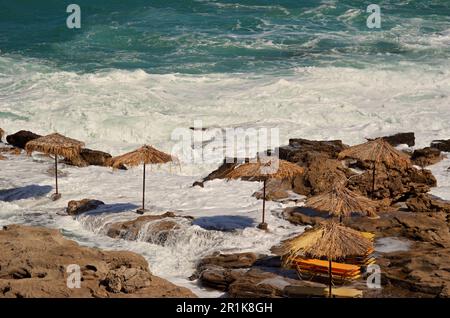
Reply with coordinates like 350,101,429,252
0,224,196,298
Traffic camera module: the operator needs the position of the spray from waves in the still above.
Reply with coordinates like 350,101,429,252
1,55,450,161
74,209,300,277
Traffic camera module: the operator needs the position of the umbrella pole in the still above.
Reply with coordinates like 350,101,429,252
328,259,332,298
372,162,376,199
142,163,146,210
55,155,58,195
262,178,266,224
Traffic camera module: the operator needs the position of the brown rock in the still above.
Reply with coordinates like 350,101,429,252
347,165,436,200
0,154,5,160
293,158,352,196
0,146,21,155
431,139,450,152
411,147,445,167
282,206,330,226
0,128,4,142
106,212,192,244
377,243,450,297
406,193,450,213
278,138,348,166
0,224,196,298
192,158,253,187
371,132,415,147
6,130,41,149
198,252,258,269
253,178,292,201
67,199,105,216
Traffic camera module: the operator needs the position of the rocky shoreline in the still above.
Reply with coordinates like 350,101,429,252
1,128,450,298
0,224,196,298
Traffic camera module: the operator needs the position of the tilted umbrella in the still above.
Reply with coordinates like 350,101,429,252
305,184,379,222
109,145,175,214
280,221,373,297
25,133,85,200
225,157,304,230
338,138,411,198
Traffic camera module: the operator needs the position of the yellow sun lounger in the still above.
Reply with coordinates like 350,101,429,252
326,287,363,298
294,259,361,279
360,231,375,241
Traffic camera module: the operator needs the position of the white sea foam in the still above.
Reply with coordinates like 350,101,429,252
1,54,450,296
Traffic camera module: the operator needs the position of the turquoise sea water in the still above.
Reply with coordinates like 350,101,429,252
1,0,449,74
0,1,449,151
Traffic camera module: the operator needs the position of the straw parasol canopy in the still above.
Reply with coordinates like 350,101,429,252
280,221,373,297
225,158,305,229
108,145,176,214
25,133,85,160
109,145,174,169
338,138,411,168
25,133,85,200
305,184,378,221
338,138,411,197
226,158,305,181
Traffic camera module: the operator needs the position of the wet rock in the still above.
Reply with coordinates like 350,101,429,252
293,158,352,196
411,147,444,167
66,199,105,216
282,206,330,226
372,132,415,147
198,266,245,291
253,178,292,201
6,130,41,149
106,212,192,244
103,266,152,294
0,146,21,155
0,128,4,142
431,139,450,152
347,165,436,201
377,243,450,298
406,193,450,213
283,208,450,248
192,158,251,187
0,154,5,160
278,138,348,167
0,224,196,298
198,252,258,269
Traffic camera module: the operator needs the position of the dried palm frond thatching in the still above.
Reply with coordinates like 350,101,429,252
108,145,174,169
25,133,85,161
280,221,373,297
305,184,378,220
226,158,305,180
338,138,411,168
109,145,176,214
338,138,411,198
225,158,305,229
281,221,372,263
25,133,85,200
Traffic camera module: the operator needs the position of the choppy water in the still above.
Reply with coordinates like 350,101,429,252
1,1,450,296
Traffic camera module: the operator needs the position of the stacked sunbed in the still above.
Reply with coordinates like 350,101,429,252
293,231,376,282
293,258,362,281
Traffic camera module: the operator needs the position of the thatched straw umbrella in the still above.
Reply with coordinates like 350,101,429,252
280,221,373,297
225,158,304,229
109,145,175,214
25,133,85,200
338,138,411,197
305,184,378,222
